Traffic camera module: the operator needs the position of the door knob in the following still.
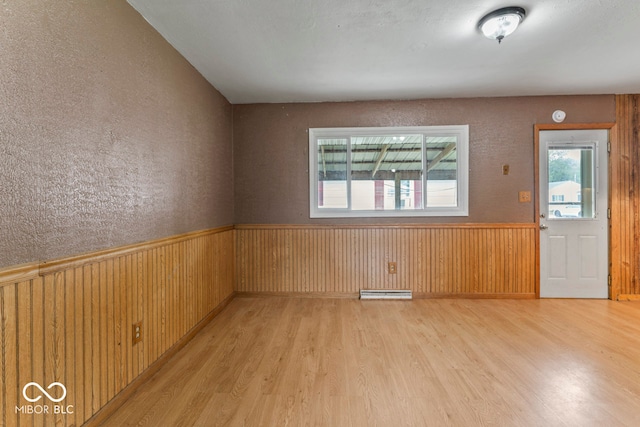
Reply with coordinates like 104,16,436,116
540,224,548,230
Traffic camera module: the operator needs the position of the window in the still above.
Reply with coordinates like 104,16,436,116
309,125,469,218
547,145,595,219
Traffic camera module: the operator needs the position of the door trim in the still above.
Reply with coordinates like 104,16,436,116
534,123,615,299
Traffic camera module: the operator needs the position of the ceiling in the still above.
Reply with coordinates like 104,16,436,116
127,0,640,104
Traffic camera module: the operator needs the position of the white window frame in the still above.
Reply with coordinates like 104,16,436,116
309,125,469,218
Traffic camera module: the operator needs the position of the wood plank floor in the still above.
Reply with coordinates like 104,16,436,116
100,297,640,426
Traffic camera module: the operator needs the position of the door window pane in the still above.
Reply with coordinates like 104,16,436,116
548,147,595,219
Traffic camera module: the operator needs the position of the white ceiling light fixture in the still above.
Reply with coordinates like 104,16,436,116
478,6,526,44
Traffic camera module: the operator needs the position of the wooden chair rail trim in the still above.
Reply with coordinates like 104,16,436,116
38,225,233,276
39,225,234,275
0,225,234,285
0,262,40,285
235,223,537,230
1,223,536,287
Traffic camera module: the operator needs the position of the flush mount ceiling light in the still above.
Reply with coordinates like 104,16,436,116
478,6,526,44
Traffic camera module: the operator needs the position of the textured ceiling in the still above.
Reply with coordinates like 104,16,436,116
127,0,640,104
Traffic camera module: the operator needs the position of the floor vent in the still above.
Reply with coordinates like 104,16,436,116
359,289,412,300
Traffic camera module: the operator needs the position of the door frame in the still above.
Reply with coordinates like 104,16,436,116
534,123,615,298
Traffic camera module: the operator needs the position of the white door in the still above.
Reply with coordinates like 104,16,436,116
539,129,608,298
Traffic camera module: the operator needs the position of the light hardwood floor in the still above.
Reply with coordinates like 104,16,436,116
100,297,640,426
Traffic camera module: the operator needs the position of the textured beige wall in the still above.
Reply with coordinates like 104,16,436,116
0,1,233,268
233,96,615,224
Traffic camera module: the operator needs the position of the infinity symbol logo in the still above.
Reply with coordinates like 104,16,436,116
22,382,67,403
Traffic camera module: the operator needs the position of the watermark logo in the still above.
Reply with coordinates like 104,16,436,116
22,382,67,403
15,382,74,415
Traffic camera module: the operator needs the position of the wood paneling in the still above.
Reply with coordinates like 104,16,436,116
611,95,640,299
235,224,536,297
0,227,235,427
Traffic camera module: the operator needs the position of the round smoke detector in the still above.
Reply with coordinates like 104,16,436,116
552,110,566,123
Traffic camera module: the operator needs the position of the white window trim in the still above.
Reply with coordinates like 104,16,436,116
309,125,469,218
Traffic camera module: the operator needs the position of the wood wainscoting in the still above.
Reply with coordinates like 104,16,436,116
0,226,235,427
612,94,640,300
235,224,536,298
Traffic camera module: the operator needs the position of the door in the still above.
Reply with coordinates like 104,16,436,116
539,129,608,298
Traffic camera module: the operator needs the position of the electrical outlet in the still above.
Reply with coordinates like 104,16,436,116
502,164,510,175
132,321,142,346
388,262,397,274
519,191,531,203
